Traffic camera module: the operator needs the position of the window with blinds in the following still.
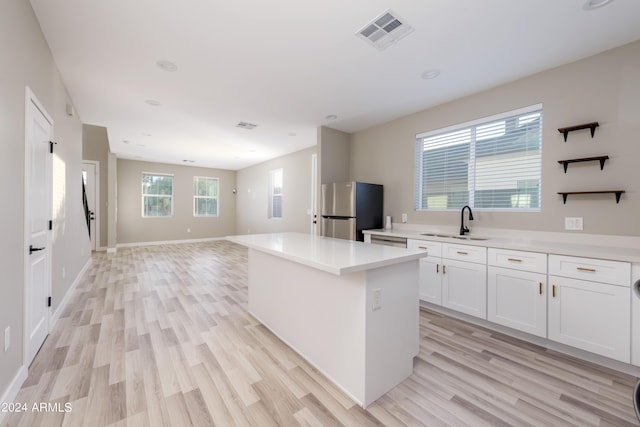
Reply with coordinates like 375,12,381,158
414,105,542,211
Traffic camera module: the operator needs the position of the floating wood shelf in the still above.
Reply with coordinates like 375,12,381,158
558,122,599,141
557,156,609,173
558,190,625,204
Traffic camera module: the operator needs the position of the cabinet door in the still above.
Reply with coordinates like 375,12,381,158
418,257,441,305
548,275,630,363
488,267,546,337
442,259,487,319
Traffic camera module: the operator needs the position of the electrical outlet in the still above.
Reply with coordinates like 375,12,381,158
62,267,66,279
401,213,407,223
187,228,191,233
372,288,382,311
4,327,10,352
565,217,584,231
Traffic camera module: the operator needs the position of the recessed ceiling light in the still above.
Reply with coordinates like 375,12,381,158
156,60,178,72
421,69,441,80
288,132,297,137
123,140,130,144
182,159,195,163
582,0,614,10
145,99,161,107
325,114,338,121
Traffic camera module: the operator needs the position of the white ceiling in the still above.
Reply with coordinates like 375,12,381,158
30,0,640,171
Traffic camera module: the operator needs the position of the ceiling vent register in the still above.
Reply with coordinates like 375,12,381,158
357,10,414,51
236,121,258,130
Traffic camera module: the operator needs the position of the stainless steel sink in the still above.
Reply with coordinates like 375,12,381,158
420,233,489,241
451,236,489,241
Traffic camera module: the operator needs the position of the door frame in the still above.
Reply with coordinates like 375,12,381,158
82,161,100,251
23,87,53,365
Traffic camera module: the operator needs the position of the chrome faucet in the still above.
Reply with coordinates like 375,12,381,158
460,205,474,235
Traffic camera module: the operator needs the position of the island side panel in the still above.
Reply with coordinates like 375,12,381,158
364,260,420,407
247,248,368,405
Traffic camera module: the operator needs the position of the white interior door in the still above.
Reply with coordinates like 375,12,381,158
310,154,317,235
25,88,53,366
82,162,98,250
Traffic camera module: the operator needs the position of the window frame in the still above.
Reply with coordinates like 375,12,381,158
268,168,283,219
193,176,220,217
141,173,174,218
414,104,543,212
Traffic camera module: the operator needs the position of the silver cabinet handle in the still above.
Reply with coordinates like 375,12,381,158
457,251,468,255
507,258,522,263
576,267,596,272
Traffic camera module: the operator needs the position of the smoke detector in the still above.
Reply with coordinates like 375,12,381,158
357,10,414,51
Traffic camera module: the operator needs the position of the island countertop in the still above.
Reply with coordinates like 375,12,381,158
227,232,427,275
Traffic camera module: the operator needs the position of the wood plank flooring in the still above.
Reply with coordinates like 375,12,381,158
3,240,639,426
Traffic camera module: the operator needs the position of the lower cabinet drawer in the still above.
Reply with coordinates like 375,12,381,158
548,255,630,287
407,239,442,257
488,248,547,274
442,243,486,264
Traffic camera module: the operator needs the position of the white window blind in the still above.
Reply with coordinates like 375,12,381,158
414,105,542,211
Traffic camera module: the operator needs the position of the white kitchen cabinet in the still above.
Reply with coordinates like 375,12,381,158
548,255,631,363
488,266,547,337
407,239,442,305
487,248,547,338
441,244,487,319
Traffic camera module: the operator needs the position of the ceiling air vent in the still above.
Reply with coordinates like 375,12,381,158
236,121,258,130
357,10,414,51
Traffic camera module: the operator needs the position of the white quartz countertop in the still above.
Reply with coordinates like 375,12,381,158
363,229,640,263
227,232,428,275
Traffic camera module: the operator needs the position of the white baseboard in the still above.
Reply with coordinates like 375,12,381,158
116,237,225,248
50,256,92,328
106,247,117,253
0,365,28,424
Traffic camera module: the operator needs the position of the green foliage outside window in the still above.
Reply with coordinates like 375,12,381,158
142,174,173,217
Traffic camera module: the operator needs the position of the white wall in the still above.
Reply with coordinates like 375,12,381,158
236,146,317,235
351,40,640,236
0,0,89,403
116,159,237,244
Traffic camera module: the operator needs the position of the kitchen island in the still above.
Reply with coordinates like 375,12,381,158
227,232,427,407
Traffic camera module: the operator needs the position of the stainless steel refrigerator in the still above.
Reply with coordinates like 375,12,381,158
321,181,383,241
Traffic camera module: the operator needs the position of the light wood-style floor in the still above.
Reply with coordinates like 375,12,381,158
3,240,639,426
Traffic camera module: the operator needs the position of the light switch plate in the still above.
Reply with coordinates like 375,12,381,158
4,327,9,352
